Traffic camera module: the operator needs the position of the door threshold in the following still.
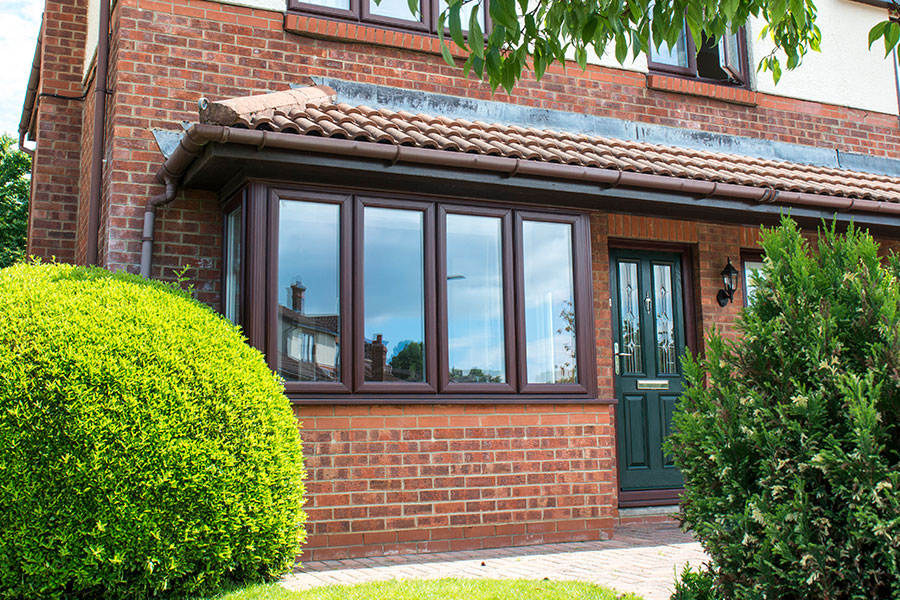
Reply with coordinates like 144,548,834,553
618,487,683,508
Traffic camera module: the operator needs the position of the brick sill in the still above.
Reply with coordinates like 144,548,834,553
284,12,461,58
647,73,758,106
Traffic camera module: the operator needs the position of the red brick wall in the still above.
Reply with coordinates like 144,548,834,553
27,0,88,263
76,71,96,265
297,404,617,561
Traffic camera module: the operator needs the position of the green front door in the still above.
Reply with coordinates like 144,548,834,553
611,249,687,491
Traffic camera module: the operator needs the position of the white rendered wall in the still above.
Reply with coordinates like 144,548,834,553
748,0,897,114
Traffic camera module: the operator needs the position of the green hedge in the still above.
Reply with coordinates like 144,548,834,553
0,263,306,598
670,219,900,599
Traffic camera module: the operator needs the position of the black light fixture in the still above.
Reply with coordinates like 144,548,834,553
717,258,740,307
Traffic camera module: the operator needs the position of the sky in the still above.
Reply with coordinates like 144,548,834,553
0,0,44,139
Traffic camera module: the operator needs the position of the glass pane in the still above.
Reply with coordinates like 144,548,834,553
458,0,484,30
618,261,642,373
723,30,740,72
224,206,242,325
653,264,678,375
650,25,689,68
743,260,765,305
364,207,425,382
369,0,419,21
446,214,505,384
523,221,577,384
301,0,350,8
278,200,341,383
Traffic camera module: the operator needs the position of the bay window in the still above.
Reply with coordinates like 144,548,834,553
223,184,595,402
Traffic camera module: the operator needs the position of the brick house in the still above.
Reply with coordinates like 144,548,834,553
18,0,900,561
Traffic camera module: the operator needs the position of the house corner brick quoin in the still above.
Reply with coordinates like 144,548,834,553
20,0,900,560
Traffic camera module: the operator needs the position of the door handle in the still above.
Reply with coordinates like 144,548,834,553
614,342,631,375
644,293,652,314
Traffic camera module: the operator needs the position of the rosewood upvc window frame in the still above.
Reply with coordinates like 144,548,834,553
286,0,488,36
265,187,355,395
647,24,750,88
436,204,517,395
353,195,438,394
222,182,597,404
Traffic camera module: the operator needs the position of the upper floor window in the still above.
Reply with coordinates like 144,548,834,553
223,185,596,401
649,22,749,86
290,0,486,34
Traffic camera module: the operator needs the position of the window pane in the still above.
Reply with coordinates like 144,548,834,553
743,260,765,305
617,261,642,374
224,206,242,325
523,221,577,384
364,207,425,382
653,263,678,375
301,0,350,8
278,200,341,383
458,0,484,30
650,26,689,67
446,214,505,383
369,0,419,21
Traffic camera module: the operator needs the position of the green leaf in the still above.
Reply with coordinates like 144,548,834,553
407,0,418,18
614,31,628,64
769,0,787,25
437,14,455,67
486,46,502,90
469,5,484,58
533,42,547,81
884,22,900,57
583,13,598,42
448,1,466,50
575,46,588,71
489,0,517,32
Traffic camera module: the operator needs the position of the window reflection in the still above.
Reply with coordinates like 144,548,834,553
649,25,689,68
301,0,350,7
523,221,577,384
224,206,242,325
743,259,765,305
369,0,419,21
446,214,505,383
653,263,677,374
364,207,426,382
278,200,341,382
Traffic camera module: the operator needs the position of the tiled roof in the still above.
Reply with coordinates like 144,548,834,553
200,86,900,204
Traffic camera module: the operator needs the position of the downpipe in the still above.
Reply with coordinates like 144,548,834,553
139,176,178,278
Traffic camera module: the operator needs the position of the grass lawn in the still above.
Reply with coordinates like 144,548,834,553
214,578,643,599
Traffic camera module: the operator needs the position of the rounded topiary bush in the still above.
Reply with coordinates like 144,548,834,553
0,262,306,599
670,218,900,600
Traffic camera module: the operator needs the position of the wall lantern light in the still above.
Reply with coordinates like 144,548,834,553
717,258,740,307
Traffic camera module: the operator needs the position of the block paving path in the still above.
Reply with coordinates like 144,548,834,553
281,523,708,600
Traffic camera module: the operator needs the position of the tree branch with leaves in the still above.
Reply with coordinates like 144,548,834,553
382,0,899,93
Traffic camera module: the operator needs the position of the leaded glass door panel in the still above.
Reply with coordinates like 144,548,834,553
611,249,687,492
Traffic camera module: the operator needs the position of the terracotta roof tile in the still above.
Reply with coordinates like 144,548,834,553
200,88,900,204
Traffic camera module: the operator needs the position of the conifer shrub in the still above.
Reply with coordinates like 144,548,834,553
0,262,306,599
669,218,900,599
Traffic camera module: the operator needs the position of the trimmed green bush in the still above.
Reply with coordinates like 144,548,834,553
669,218,900,599
0,262,306,599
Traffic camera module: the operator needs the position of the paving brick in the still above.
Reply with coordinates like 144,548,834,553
283,523,708,600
